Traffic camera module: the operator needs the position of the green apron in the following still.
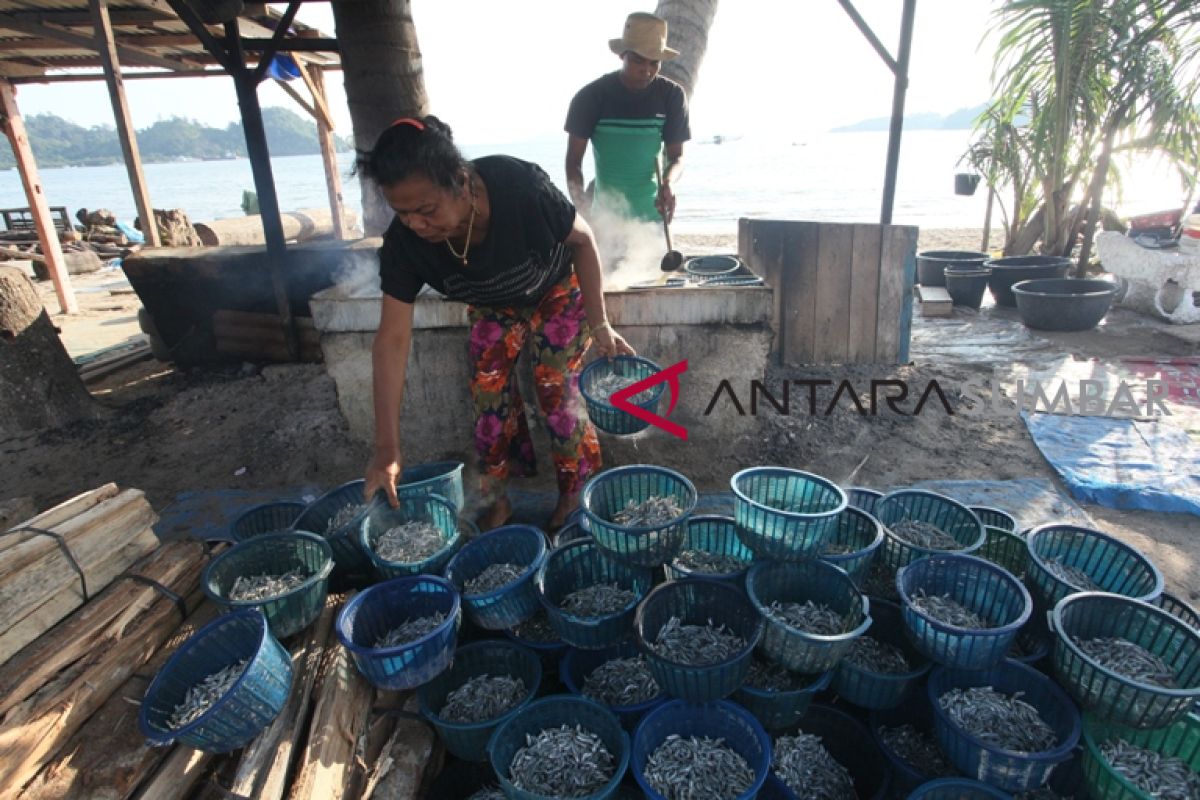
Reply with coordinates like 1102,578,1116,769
591,118,664,222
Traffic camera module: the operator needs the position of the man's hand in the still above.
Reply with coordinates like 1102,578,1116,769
656,182,677,224
364,446,402,508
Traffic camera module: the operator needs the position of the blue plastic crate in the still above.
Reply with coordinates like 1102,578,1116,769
536,538,652,650
292,479,380,585
1081,711,1200,800
818,505,885,587
443,525,548,630
335,575,460,690
581,465,697,567
732,664,832,731
358,493,461,580
560,641,666,731
833,597,931,711
1049,592,1200,729
417,639,542,761
870,689,959,796
139,610,292,753
632,700,772,800
635,579,763,702
732,467,846,561
397,461,465,513
907,778,1012,800
772,704,891,800
202,530,333,639
230,500,306,541
845,486,883,516
746,559,871,674
875,490,985,571
664,515,754,586
579,356,667,435
969,506,1017,533
1026,524,1164,614
928,660,1082,792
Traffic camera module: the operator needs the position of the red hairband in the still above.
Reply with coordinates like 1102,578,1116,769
390,117,425,131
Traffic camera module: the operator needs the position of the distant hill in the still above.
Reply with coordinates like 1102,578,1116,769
831,104,988,132
0,107,351,169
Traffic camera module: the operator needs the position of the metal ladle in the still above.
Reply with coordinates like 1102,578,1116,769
655,160,684,272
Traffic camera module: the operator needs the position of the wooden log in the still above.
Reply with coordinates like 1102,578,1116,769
129,749,214,800
0,245,43,263
0,487,139,575
1,485,119,552
361,695,439,800
193,209,359,247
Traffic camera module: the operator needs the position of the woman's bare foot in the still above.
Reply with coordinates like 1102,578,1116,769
546,492,579,533
478,495,513,531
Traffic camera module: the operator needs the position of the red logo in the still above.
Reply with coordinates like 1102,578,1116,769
610,360,688,440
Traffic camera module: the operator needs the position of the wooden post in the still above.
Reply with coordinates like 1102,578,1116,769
0,80,77,314
89,0,161,248
311,67,348,240
981,187,995,253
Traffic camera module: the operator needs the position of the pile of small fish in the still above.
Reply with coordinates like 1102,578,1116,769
764,600,845,635
559,582,637,617
652,616,746,666
375,612,446,649
1042,557,1100,591
228,569,308,601
511,611,559,643
591,371,654,405
508,725,615,798
878,724,956,777
844,635,911,674
325,503,366,535
888,519,962,550
644,735,756,800
582,656,660,706
863,563,900,601
465,562,524,595
938,686,1058,753
744,656,805,692
439,674,527,723
673,549,749,575
1076,637,1178,688
910,591,990,629
773,733,855,800
374,520,445,563
613,495,683,527
1099,738,1200,800
168,659,249,729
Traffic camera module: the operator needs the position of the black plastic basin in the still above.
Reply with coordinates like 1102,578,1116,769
984,255,1073,307
916,250,990,287
1011,278,1118,331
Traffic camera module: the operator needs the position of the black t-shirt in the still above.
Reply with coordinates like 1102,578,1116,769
378,156,576,307
564,72,690,144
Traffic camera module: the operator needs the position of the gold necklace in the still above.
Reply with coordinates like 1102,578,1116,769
444,183,477,265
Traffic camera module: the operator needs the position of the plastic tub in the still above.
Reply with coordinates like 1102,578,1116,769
773,704,891,800
845,486,883,516
230,500,306,541
818,505,885,587
536,538,653,649
579,356,667,435
397,460,465,513
907,778,1011,799
664,515,754,586
870,689,958,796
731,467,846,561
443,525,548,630
733,666,832,731
581,465,697,567
944,266,992,310
1026,524,1164,614
292,479,379,585
202,530,333,638
358,493,460,580
1013,278,1118,332
1080,711,1200,800
833,597,931,710
875,490,986,572
917,250,989,287
560,641,666,731
984,255,1073,307
684,254,742,277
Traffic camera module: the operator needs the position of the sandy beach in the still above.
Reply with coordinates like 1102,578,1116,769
674,227,1006,257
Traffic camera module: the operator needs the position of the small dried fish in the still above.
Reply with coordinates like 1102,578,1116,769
910,591,990,629
375,612,446,648
326,502,366,535
582,656,660,706
938,686,1057,753
591,372,654,405
844,635,911,673
652,616,746,666
508,724,615,798
228,569,307,601
511,610,559,643
745,656,806,692
863,563,899,601
1099,738,1200,800
765,600,845,635
1076,637,1178,688
168,660,248,729
439,674,527,723
374,520,445,563
465,787,506,800
613,495,683,527
674,549,749,575
465,562,524,595
559,582,637,617
878,724,955,777
644,735,755,800
888,519,961,550
774,733,855,800
821,542,858,556
1043,557,1100,591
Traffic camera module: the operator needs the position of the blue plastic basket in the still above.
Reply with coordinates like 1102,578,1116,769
1049,592,1200,729
1081,711,1200,800
139,610,293,753
1152,590,1200,631
732,467,846,561
875,490,986,571
292,479,379,585
579,356,667,435
581,465,697,567
969,506,1017,533
818,505,885,587
335,575,460,690
979,526,1028,578
552,520,588,549
358,493,461,580
632,700,772,800
635,578,763,702
773,704,891,800
536,538,652,649
504,610,570,677
443,525,548,630
684,254,742,276
870,689,959,795
1026,525,1164,614
230,500,306,541
417,639,542,761
746,559,871,674
733,664,832,731
664,515,754,585
488,695,630,800
753,775,795,800
928,660,1082,792
1008,616,1051,666
560,641,666,731
833,597,931,711
907,778,1012,800
397,460,466,512
845,486,883,516
202,531,333,639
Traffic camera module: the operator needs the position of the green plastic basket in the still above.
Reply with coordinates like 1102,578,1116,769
1081,712,1200,800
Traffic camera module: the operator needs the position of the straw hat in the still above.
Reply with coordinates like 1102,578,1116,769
608,12,679,61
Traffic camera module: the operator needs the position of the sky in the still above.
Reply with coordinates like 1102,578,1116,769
7,1,1001,145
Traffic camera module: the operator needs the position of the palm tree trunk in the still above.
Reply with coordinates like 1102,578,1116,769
654,0,720,100
331,0,430,236
1075,125,1119,277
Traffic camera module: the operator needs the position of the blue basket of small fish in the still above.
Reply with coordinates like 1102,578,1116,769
870,689,960,795
978,525,1029,579
580,465,697,567
230,500,306,541
487,695,630,800
833,597,931,711
334,574,460,690
1026,524,1164,614
552,519,588,549
560,641,666,731
416,639,542,761
875,490,986,571
770,703,891,800
1049,592,1200,729
1080,710,1200,800
927,660,1082,792
732,659,832,731
504,610,570,676
139,609,293,753
1007,615,1051,666
664,515,754,586
746,559,871,674
443,525,548,630
397,460,465,512
818,505,885,586
292,479,379,585
357,493,460,580
632,699,773,800
634,578,763,702
969,506,1018,533
202,530,333,639
579,356,667,435
536,538,653,650
906,778,1012,799
1152,591,1200,631
731,467,846,561
845,486,883,515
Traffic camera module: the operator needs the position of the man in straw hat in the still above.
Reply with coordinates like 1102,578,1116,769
565,12,690,225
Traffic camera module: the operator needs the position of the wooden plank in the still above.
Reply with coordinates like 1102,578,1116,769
877,224,918,362
812,223,854,363
312,67,348,240
130,749,214,800
738,218,784,360
2,485,119,548
847,224,882,362
782,222,819,364
916,285,953,317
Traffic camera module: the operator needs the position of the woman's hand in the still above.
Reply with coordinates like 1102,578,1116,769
364,446,402,508
592,322,636,359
